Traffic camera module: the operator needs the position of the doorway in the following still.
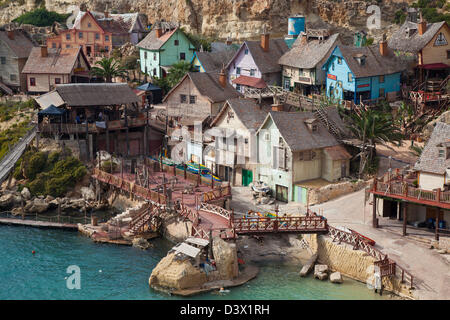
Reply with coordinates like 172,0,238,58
86,46,92,56
276,184,289,203
242,169,253,186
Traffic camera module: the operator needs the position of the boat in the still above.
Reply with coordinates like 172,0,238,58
251,181,270,193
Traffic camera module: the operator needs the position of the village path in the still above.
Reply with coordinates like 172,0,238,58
311,189,450,300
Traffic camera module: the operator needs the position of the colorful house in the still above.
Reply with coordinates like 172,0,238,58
0,29,36,93
191,49,237,73
322,39,405,104
279,32,340,95
137,22,195,78
22,46,90,94
255,108,351,203
225,30,288,93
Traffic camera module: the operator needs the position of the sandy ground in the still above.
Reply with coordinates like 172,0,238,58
230,185,450,299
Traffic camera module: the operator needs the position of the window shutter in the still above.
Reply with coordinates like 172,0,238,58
278,147,286,170
272,146,278,169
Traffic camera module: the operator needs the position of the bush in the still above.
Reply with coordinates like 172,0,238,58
13,8,70,27
24,152,47,180
100,160,117,173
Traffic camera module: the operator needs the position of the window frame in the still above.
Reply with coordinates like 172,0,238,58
29,77,36,86
105,35,110,42
0,57,5,64
379,75,385,83
174,39,179,46
189,95,196,104
55,78,61,84
10,74,17,82
180,94,187,103
66,33,71,40
180,52,186,60
236,67,241,75
348,72,353,83
79,32,83,39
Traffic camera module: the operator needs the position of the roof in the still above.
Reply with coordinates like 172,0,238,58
22,47,88,75
97,18,129,35
324,145,352,160
171,242,201,258
164,72,240,103
194,49,237,72
136,83,161,91
211,42,240,52
136,27,179,50
227,38,289,74
54,83,139,106
73,11,147,33
261,110,342,152
185,237,209,247
279,33,340,69
328,45,406,78
232,75,267,88
38,104,66,116
35,91,65,109
387,21,448,53
211,98,270,130
414,122,450,175
0,29,36,58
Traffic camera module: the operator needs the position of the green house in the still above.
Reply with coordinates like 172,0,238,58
137,22,195,78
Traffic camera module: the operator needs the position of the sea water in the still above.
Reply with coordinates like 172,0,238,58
0,225,387,300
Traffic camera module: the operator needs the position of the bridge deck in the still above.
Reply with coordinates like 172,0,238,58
0,217,77,230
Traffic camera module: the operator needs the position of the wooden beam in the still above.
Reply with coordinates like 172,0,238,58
372,194,378,228
402,202,407,236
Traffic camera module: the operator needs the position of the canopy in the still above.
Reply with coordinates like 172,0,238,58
137,83,161,91
38,104,66,116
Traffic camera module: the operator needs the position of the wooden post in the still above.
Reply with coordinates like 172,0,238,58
372,195,378,228
211,175,214,189
197,172,201,186
436,209,440,241
402,202,407,236
121,158,124,180
184,163,187,180
57,201,61,223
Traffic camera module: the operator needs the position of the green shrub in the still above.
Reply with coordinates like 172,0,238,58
13,8,70,27
101,160,118,173
24,152,47,180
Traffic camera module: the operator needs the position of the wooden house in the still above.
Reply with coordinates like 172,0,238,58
137,22,195,78
191,49,237,73
22,46,91,94
0,29,36,93
255,108,351,203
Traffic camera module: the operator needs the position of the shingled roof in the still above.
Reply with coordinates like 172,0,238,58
329,45,406,78
195,49,237,73
73,11,147,33
0,29,36,58
279,33,340,69
164,72,240,103
414,122,450,175
227,38,289,74
22,47,89,75
211,98,270,130
97,18,129,35
388,21,448,53
260,110,342,152
137,24,180,50
54,83,139,107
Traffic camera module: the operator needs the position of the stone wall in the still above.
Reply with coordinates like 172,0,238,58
303,234,414,298
308,180,368,205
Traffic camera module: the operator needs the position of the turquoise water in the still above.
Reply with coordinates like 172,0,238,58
0,225,387,300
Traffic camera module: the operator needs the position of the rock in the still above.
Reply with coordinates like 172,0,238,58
28,198,49,214
69,198,85,209
45,195,54,202
21,187,31,200
261,196,270,204
149,252,207,290
0,193,14,210
314,264,328,280
132,237,151,250
315,272,328,280
437,249,447,254
330,272,343,283
299,253,318,277
212,237,239,279
80,187,95,201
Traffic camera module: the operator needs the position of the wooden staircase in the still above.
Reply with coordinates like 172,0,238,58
314,104,343,140
128,203,160,235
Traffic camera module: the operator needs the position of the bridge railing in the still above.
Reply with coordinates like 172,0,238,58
232,215,328,234
199,202,232,221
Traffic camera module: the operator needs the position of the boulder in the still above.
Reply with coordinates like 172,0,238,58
0,193,14,210
315,272,328,280
29,198,49,214
132,237,151,250
212,237,239,279
80,187,95,201
330,272,343,284
21,187,31,200
45,195,54,202
314,264,328,280
299,253,318,277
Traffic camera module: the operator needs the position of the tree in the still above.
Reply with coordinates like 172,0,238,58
166,61,195,88
341,108,403,176
13,8,69,27
90,57,127,83
121,55,139,81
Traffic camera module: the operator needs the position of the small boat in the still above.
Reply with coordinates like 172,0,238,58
251,181,270,194
187,161,210,175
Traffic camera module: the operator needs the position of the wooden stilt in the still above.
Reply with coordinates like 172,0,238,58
436,209,440,241
402,203,407,236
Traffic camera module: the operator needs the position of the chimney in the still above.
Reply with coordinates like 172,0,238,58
260,25,270,52
155,22,163,38
219,67,227,88
418,11,426,35
271,103,283,112
40,45,48,58
300,31,307,45
379,33,387,56
7,30,14,40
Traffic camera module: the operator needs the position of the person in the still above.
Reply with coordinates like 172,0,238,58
98,111,103,121
76,115,81,124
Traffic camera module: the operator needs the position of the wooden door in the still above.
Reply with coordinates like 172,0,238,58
276,185,289,203
242,169,253,186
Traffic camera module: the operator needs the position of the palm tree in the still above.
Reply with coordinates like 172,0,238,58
90,57,127,83
342,108,403,176
167,61,194,88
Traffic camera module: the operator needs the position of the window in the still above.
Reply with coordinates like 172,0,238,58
174,40,179,46
95,33,100,40
439,149,445,158
0,57,5,64
10,74,17,82
153,68,157,76
153,53,157,61
244,48,248,55
263,132,270,141
447,50,450,59
244,138,248,144
250,69,255,76
180,52,186,60
189,95,196,104
311,151,316,160
331,63,335,71
337,57,342,64
236,84,241,92
105,46,109,51
66,33,71,40
79,32,83,39
337,80,342,88
379,75,384,83
88,22,92,28
348,72,353,82
236,67,241,75
52,42,56,49
55,78,61,84
144,51,147,59
66,44,71,48
379,88,385,97
105,35,109,41
284,78,290,90
180,94,187,103
29,77,36,86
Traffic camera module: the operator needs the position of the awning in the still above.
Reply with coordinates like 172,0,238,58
35,91,65,109
38,104,66,116
417,63,449,70
232,75,267,88
171,242,201,258
136,82,161,91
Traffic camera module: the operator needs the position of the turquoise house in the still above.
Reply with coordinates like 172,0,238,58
322,42,405,104
137,22,195,78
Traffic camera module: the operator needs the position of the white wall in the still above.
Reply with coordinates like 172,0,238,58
419,171,445,190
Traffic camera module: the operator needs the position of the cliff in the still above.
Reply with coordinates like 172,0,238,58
2,0,414,41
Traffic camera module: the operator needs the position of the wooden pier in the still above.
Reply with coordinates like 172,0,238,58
0,217,78,230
